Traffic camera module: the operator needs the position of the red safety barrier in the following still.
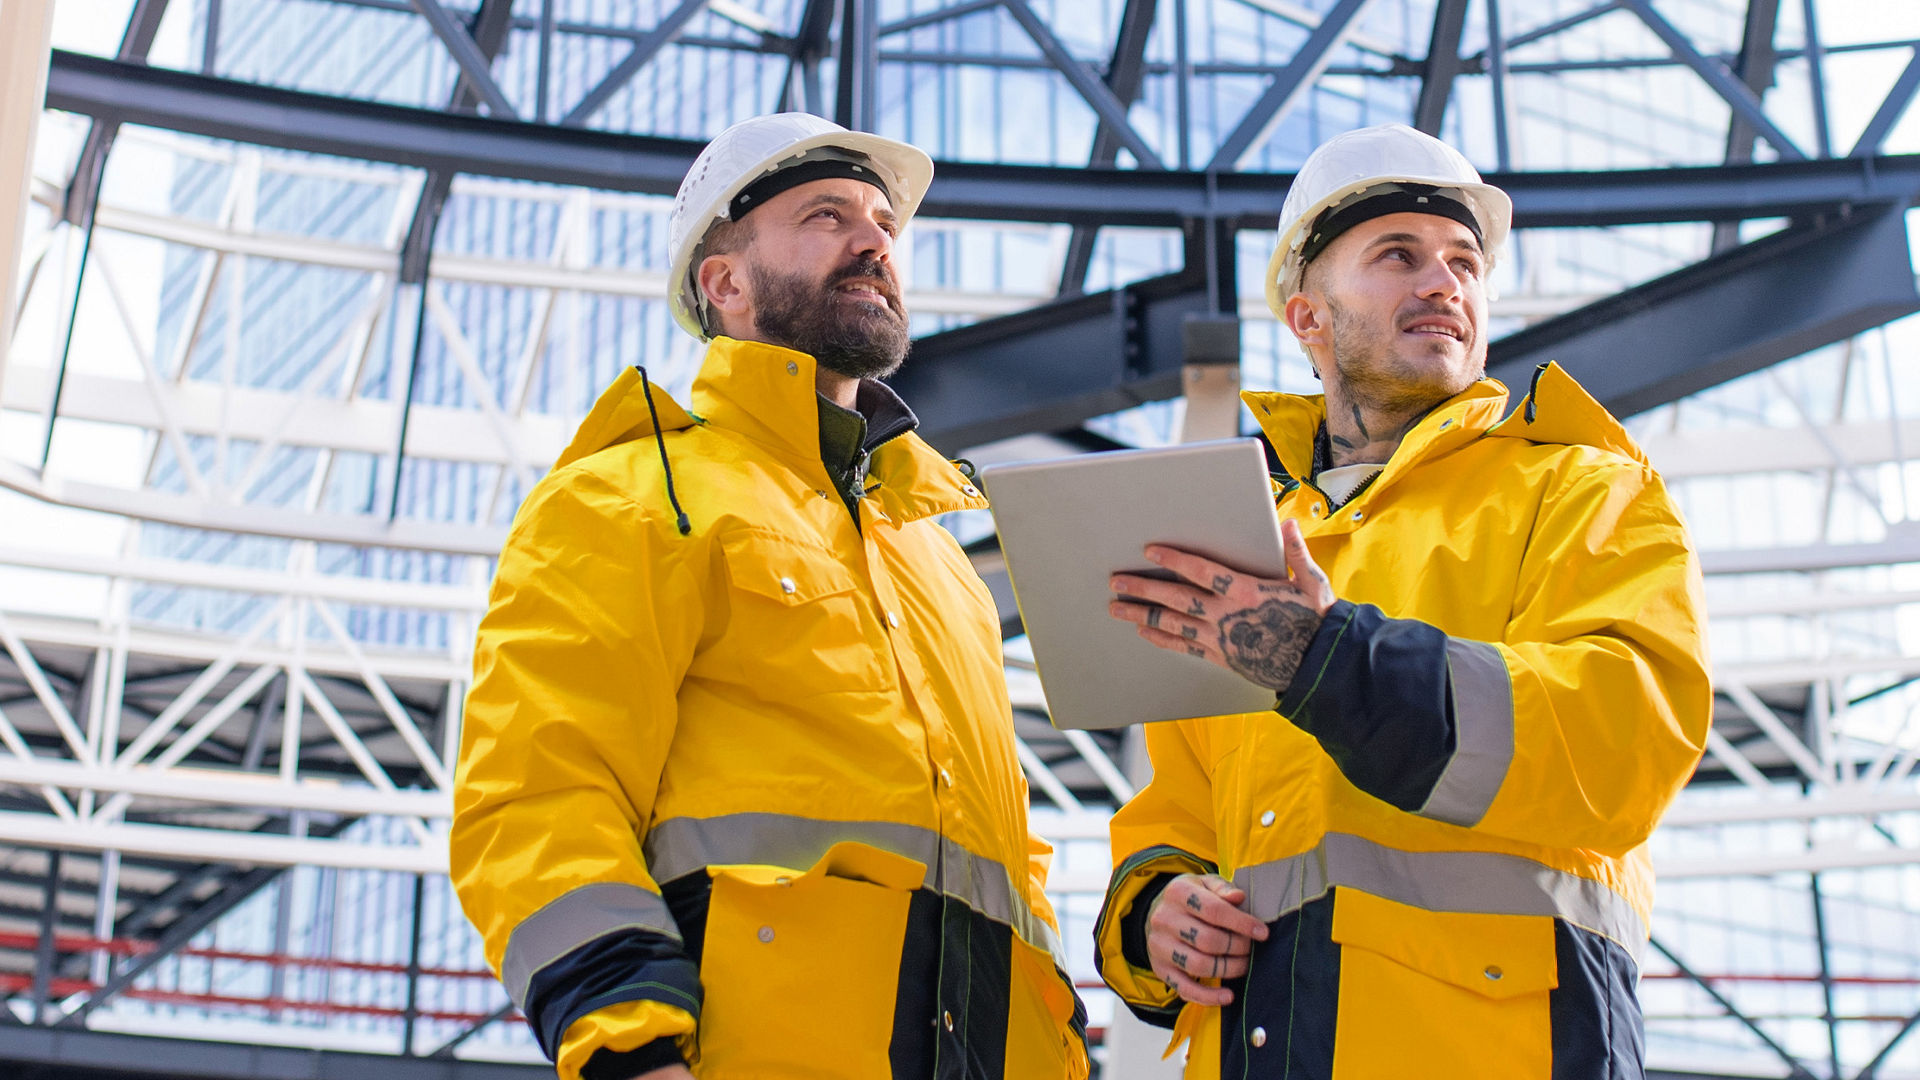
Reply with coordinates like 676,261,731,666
0,973,524,1025
0,931,496,981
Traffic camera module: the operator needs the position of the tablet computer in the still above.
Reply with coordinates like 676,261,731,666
980,437,1288,731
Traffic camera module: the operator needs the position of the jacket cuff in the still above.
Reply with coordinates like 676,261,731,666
525,928,702,1060
1276,599,1456,813
582,1038,687,1080
1118,873,1175,970
1094,846,1214,1027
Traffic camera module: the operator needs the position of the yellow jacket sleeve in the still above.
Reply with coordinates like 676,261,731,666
1095,720,1223,1023
1275,458,1711,856
451,466,706,1077
1476,460,1712,853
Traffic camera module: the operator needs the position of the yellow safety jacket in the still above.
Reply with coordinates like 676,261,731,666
453,337,1088,1080
1093,364,1711,1078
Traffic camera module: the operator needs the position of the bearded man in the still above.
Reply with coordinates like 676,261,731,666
1094,124,1711,1077
452,115,1088,1080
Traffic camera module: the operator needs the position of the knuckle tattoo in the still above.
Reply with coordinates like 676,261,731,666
1182,625,1198,640
1211,574,1233,595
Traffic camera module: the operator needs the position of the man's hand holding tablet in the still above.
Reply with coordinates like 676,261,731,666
1108,517,1336,693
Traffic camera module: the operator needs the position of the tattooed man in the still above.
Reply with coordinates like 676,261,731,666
1091,125,1710,1079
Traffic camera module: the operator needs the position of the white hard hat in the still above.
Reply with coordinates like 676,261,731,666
1267,123,1511,315
667,112,935,340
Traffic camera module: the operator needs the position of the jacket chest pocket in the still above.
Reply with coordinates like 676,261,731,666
1328,887,1556,1079
693,842,923,1078
719,531,890,694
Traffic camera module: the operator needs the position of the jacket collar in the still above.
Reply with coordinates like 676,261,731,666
1242,376,1509,491
1239,362,1649,499
556,337,986,524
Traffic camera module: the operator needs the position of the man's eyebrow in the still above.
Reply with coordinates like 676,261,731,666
795,192,898,225
1365,231,1484,255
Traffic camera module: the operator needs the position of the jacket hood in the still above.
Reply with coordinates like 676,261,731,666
1239,361,1648,479
555,366,699,471
1486,361,1649,466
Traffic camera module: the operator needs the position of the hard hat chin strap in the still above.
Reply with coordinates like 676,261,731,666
1298,183,1483,266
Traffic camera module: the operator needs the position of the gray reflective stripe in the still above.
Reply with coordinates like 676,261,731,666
501,882,682,1010
644,812,1059,963
1419,638,1516,828
1231,832,1647,961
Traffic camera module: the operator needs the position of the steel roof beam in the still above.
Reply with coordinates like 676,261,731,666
1711,0,1780,252
1058,0,1162,294
1852,46,1920,158
1000,0,1164,168
1410,0,1469,135
49,52,1920,230
58,0,171,229
403,0,518,120
1207,0,1374,169
397,0,516,285
1619,0,1803,161
835,0,879,130
560,0,711,127
1486,205,1920,418
903,204,1920,455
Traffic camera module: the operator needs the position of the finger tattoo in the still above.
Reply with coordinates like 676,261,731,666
1187,645,1205,658
1182,624,1198,640
1186,894,1204,913
1212,955,1222,978
1187,597,1207,617
1179,926,1199,945
1171,950,1189,969
1211,574,1234,595
1146,607,1162,630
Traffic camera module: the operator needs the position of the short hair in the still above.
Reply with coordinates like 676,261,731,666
702,213,757,260
1300,251,1329,296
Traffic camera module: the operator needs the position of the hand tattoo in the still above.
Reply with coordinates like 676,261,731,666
1211,574,1234,595
1186,893,1204,913
1171,950,1189,969
1181,625,1198,640
1218,599,1323,691
1187,597,1207,617
1146,607,1162,630
1180,926,1199,945
1188,645,1205,658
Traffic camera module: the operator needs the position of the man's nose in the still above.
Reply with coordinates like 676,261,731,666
1413,254,1462,299
849,213,893,261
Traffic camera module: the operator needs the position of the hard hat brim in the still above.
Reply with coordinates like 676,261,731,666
670,130,935,341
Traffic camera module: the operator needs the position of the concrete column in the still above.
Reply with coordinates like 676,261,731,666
0,0,55,407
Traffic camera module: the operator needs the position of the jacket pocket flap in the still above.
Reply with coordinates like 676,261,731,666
706,840,927,892
720,531,859,603
1330,887,1556,1000
815,840,928,891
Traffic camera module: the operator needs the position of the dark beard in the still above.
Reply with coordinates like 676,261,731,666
750,256,911,380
